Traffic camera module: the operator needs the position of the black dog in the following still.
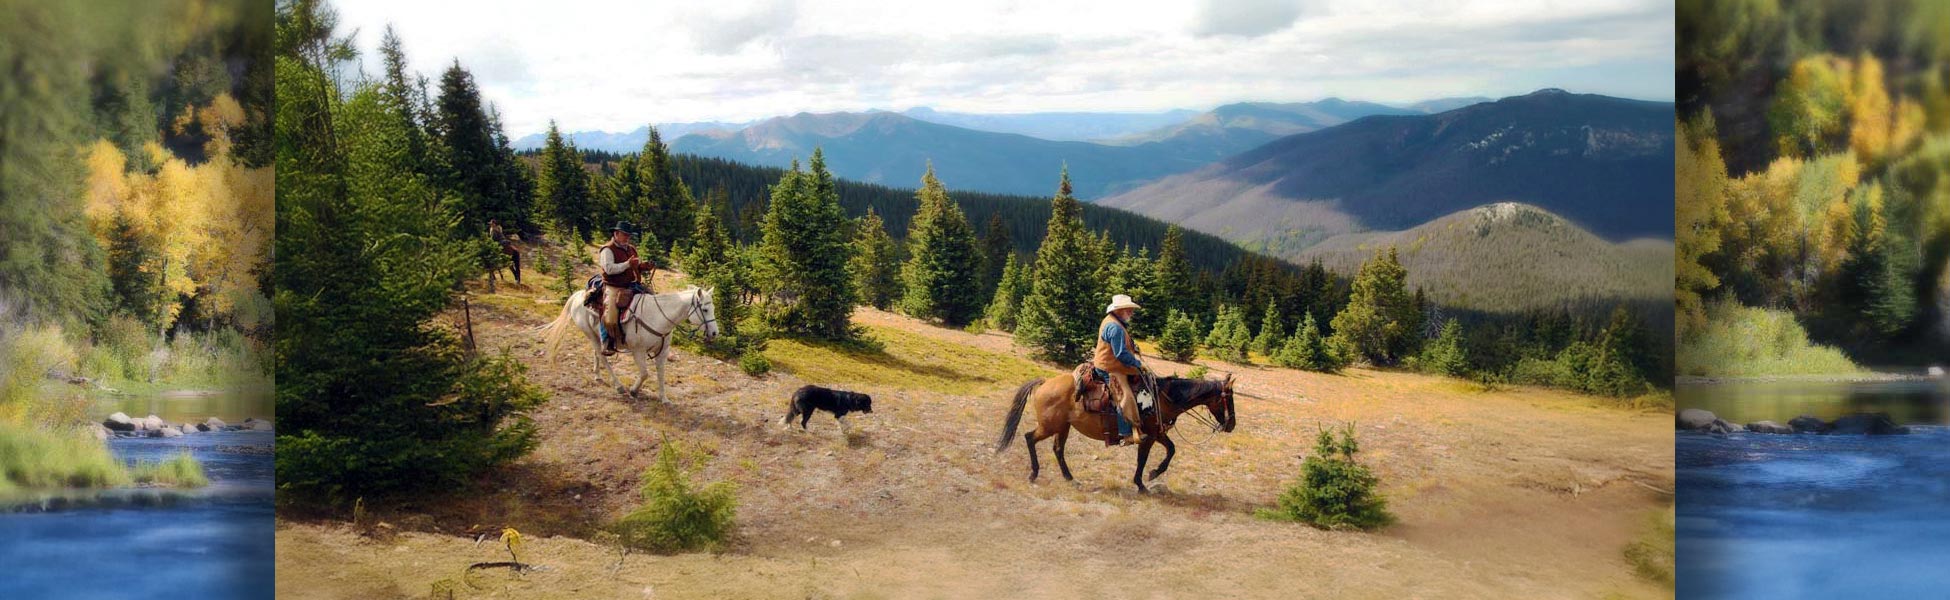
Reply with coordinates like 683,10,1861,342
781,385,873,432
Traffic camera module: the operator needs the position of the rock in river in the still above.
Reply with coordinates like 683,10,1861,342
1788,415,1828,433
1745,421,1794,434
1829,413,1910,435
1678,408,1718,430
103,412,135,432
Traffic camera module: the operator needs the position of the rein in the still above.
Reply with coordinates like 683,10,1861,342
620,290,707,354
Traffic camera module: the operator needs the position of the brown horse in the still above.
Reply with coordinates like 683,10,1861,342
995,372,1236,492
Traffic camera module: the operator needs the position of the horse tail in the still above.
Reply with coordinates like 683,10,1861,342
995,379,1040,454
541,289,582,363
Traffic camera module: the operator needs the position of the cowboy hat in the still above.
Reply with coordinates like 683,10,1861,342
1104,294,1141,314
609,221,635,234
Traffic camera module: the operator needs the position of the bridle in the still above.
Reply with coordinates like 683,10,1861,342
1171,381,1233,434
638,289,715,341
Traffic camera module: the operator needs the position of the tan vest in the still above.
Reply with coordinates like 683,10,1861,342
1091,314,1139,374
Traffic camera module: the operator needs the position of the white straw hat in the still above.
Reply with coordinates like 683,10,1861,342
1105,294,1141,314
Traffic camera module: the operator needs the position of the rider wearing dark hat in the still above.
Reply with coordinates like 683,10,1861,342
597,221,654,355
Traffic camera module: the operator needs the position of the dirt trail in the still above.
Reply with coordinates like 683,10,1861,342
277,269,1673,599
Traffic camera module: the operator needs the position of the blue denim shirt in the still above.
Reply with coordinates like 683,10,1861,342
1102,317,1142,369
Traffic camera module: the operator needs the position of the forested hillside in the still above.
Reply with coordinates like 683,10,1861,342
1677,0,1950,372
1,0,273,391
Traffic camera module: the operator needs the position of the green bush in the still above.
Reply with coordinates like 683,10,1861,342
739,352,771,376
1184,365,1209,380
612,442,738,553
2,325,75,409
1156,309,1200,362
1677,299,1860,377
1413,319,1468,377
1258,424,1394,531
85,314,152,382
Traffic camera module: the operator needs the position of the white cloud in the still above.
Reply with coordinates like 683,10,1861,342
331,0,1674,138
1190,0,1313,38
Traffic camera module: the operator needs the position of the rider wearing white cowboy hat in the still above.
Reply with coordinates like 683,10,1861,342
1092,294,1147,445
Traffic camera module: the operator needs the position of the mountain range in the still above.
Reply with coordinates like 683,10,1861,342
898,107,1198,142
511,121,751,153
664,98,1426,198
1097,89,1675,257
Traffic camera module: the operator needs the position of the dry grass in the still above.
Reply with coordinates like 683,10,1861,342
276,293,1675,599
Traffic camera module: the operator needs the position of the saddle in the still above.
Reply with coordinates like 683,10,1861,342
1072,363,1114,414
583,277,639,343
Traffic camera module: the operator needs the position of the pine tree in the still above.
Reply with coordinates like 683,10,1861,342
274,8,544,497
435,61,516,233
850,208,901,310
756,150,855,339
1252,297,1285,358
1415,319,1468,376
1015,168,1103,362
1329,247,1419,366
636,128,697,254
1149,226,1194,333
1157,309,1201,362
682,188,733,282
899,164,984,326
1275,312,1343,372
986,254,1028,332
605,154,643,233
536,121,594,241
979,213,1011,300
1108,245,1155,326
1203,305,1252,363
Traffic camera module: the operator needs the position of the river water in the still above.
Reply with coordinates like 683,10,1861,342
1677,378,1950,597
0,389,273,599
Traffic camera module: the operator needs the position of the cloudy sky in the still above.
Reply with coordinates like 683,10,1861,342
334,0,1675,138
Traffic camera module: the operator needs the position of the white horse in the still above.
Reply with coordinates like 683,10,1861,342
543,285,720,400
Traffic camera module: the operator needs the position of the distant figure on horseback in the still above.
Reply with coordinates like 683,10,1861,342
597,221,655,356
1096,294,1148,446
489,218,521,284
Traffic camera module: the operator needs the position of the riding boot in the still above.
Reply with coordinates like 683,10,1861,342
601,326,618,356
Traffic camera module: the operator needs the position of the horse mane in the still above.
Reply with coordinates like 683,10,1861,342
1154,376,1225,407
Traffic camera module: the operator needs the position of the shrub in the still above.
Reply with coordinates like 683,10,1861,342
2,325,77,407
612,442,738,553
1414,319,1468,377
738,352,771,376
1258,424,1394,530
1184,365,1209,380
1156,310,1200,362
1677,299,1859,377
